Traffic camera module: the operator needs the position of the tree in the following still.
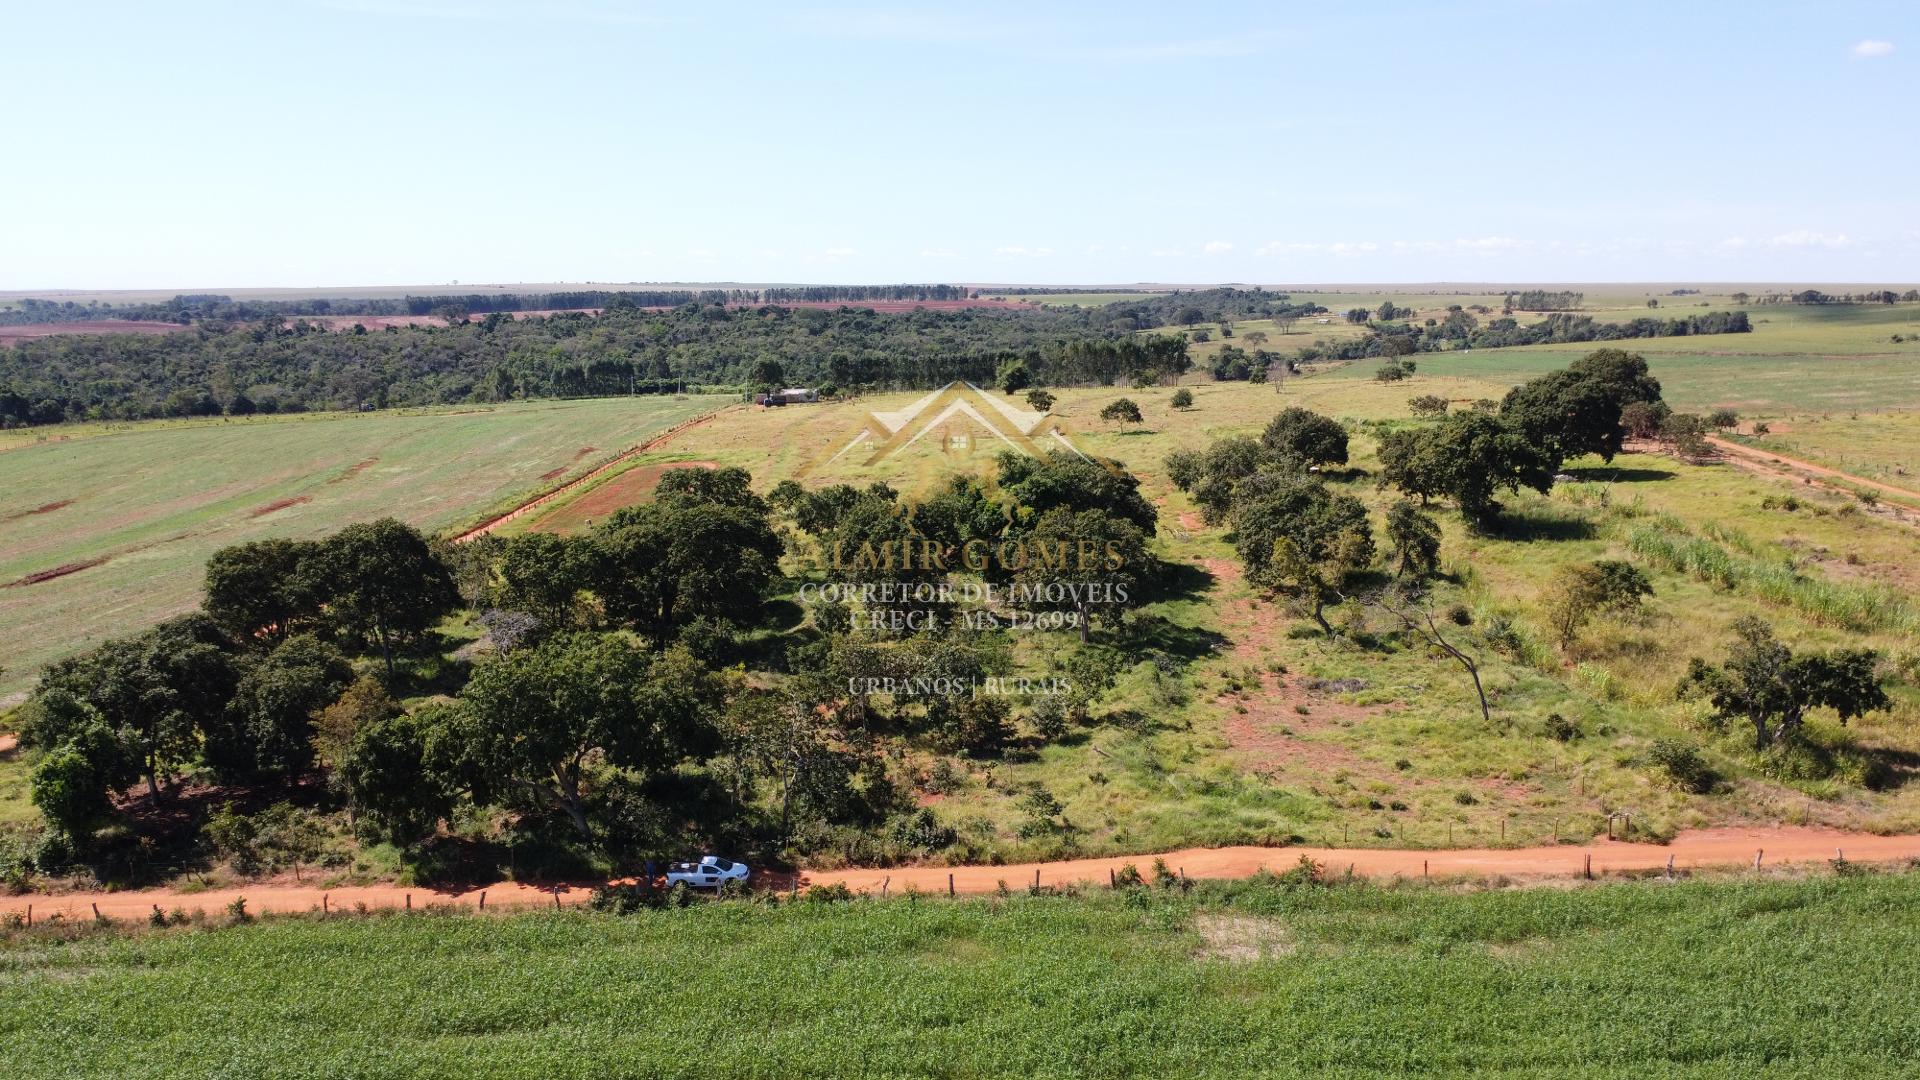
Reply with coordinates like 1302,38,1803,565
1012,507,1153,643
203,538,325,646
1499,349,1663,467
452,635,718,836
997,450,1157,534
1620,400,1671,439
1708,408,1739,430
1384,500,1442,579
1166,436,1268,525
592,468,783,643
495,532,594,631
995,358,1033,394
1171,387,1194,410
37,614,236,799
1680,617,1889,751
314,674,401,818
215,635,353,779
340,706,457,845
30,719,135,844
1261,406,1348,467
1542,560,1652,651
749,357,785,389
1378,412,1555,523
1100,398,1143,425
313,519,459,676
1408,395,1449,418
723,689,880,844
1024,388,1056,413
1231,476,1373,633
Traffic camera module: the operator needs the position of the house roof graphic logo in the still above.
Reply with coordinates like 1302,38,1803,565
800,381,1091,478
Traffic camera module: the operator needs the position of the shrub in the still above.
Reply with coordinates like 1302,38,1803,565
1171,388,1194,410
1543,713,1582,742
1649,738,1716,793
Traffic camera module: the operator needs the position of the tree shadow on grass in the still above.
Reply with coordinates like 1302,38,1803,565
1563,465,1676,483
1486,510,1597,542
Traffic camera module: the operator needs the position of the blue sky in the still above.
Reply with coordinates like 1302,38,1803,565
3,1,1915,289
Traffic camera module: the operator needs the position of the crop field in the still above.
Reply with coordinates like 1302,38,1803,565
0,397,720,698
3,871,1918,1077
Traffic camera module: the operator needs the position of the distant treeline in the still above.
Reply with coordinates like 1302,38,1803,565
1769,289,1919,305
0,285,980,326
0,304,1191,426
0,291,748,326
1295,309,1751,362
759,285,970,303
1098,288,1327,330
1504,290,1584,311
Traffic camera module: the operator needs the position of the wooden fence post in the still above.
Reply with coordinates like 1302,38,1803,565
478,892,487,911
322,893,329,915
1666,854,1674,880
1034,868,1041,890
1754,849,1763,870
949,873,955,898
405,893,411,911
881,876,889,898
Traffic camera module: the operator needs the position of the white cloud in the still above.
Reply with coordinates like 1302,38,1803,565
919,248,957,258
1763,230,1853,248
822,247,857,258
993,245,1053,257
1455,235,1520,252
1201,240,1233,255
1852,39,1895,58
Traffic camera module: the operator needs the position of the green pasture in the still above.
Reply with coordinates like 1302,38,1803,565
0,397,720,697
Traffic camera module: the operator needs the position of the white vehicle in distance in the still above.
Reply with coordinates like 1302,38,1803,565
665,856,749,889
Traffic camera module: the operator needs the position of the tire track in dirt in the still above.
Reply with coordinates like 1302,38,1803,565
448,407,730,543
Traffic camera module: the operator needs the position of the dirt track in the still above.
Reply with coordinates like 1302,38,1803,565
1708,436,1920,514
448,407,728,543
8,826,1914,921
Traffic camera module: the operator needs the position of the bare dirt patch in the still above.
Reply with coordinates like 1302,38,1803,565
529,461,719,535
5,499,73,520
6,556,109,588
0,320,189,345
328,457,379,483
248,495,311,518
1194,914,1297,962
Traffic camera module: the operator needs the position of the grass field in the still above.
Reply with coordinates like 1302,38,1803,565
586,372,1920,856
3,871,1918,1077
0,397,720,698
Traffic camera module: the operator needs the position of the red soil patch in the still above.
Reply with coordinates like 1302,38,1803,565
328,457,379,483
248,495,312,518
0,320,189,345
529,461,719,535
6,556,108,588
5,498,73,520
451,410,726,543
572,446,599,460
538,467,567,481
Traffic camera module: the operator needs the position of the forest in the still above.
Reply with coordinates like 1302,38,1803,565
0,303,1190,426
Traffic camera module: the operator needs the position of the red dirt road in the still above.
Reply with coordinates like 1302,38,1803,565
1708,435,1920,512
7,826,1912,921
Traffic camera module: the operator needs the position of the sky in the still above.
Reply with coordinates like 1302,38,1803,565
2,0,1916,290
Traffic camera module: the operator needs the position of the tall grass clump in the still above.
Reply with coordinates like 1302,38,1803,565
1625,518,1919,636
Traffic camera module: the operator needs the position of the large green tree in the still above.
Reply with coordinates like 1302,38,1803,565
451,634,719,836
313,519,459,675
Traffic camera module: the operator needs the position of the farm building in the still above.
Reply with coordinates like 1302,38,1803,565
755,387,819,406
